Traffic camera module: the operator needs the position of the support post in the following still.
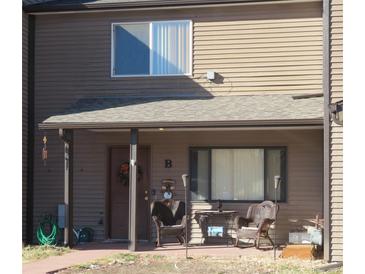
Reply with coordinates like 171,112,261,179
274,175,281,260
323,0,331,262
129,128,138,251
59,129,74,247
182,174,190,259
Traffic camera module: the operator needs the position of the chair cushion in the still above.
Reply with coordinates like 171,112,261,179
151,201,176,225
151,200,186,226
237,227,258,238
171,201,185,222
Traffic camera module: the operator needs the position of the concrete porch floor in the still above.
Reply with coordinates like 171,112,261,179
23,242,282,274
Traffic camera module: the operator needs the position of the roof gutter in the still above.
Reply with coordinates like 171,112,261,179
24,0,322,15
39,118,323,130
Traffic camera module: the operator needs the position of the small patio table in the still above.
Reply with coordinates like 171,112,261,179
194,210,237,246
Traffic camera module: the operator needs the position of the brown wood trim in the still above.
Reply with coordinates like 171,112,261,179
106,144,152,242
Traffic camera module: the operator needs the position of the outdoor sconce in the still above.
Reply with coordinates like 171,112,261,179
330,100,343,125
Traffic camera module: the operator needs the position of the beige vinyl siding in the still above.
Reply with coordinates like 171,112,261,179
32,2,324,241
34,2,322,113
22,12,28,242
33,129,323,242
85,129,323,243
329,0,343,262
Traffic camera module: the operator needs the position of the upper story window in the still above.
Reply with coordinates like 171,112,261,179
112,20,192,77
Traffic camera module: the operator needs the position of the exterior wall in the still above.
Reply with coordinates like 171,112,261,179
34,2,322,114
329,0,343,262
33,129,323,243
32,1,324,242
23,0,55,244
22,11,28,242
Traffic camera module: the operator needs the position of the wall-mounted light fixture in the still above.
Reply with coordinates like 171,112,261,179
330,100,343,125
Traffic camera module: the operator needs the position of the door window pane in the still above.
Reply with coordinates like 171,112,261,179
113,23,150,75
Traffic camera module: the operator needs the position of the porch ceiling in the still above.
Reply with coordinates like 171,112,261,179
39,94,323,130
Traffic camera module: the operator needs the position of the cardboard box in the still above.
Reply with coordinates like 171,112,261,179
281,245,315,260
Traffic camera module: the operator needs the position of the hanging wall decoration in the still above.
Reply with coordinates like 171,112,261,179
119,161,143,186
42,136,48,166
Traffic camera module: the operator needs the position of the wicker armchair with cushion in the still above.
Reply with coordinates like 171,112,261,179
151,200,186,247
234,201,279,249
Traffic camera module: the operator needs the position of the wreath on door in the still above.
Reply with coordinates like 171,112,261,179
119,161,143,186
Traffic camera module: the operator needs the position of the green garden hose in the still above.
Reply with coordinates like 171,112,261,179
36,215,59,246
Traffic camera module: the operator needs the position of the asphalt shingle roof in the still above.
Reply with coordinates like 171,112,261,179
24,0,301,12
40,94,323,129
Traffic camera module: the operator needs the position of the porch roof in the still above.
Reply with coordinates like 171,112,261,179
24,0,321,13
39,94,324,130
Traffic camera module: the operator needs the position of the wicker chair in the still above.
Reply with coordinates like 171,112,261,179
151,200,186,247
234,201,279,249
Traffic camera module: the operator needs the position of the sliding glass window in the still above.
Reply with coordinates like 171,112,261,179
190,147,287,202
112,20,191,76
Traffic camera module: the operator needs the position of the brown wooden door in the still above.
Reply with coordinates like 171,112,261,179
109,147,150,240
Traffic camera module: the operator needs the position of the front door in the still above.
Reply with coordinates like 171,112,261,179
109,147,150,240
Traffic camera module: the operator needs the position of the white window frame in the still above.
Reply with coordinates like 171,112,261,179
111,20,193,78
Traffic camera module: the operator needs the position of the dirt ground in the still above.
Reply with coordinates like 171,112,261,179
59,253,342,274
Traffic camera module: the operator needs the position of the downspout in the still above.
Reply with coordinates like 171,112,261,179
323,0,331,262
26,14,35,244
